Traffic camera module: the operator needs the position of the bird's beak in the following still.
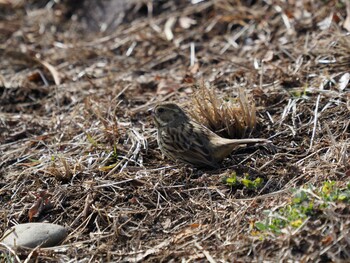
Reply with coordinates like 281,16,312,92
147,106,155,117
152,114,160,127
149,107,159,127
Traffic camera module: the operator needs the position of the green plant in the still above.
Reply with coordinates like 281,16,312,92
223,172,263,190
254,181,350,235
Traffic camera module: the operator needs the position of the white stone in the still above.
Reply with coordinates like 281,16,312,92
2,223,68,248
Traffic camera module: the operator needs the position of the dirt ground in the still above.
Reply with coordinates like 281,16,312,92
1,0,350,262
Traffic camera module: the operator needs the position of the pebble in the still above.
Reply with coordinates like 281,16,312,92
2,223,68,248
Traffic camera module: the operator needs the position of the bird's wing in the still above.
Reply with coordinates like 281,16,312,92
165,123,217,168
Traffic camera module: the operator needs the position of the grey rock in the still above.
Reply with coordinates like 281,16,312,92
1,223,68,248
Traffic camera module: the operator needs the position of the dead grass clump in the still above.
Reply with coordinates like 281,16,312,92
190,84,256,139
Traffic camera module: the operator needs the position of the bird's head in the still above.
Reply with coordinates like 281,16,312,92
152,103,189,128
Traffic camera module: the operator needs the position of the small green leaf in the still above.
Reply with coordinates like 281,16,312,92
241,178,255,189
225,174,238,186
86,133,98,147
322,181,335,196
253,177,263,188
292,190,308,204
255,222,268,231
338,194,348,201
291,219,303,228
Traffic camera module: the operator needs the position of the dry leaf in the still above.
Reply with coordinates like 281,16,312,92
343,2,350,32
339,72,350,91
161,218,172,229
179,16,196,29
345,169,350,177
36,59,61,85
189,62,200,74
0,0,11,5
321,235,333,245
317,13,333,30
156,78,180,95
262,50,274,62
28,191,53,222
164,17,176,41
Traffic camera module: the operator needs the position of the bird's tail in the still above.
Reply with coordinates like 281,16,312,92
227,138,271,145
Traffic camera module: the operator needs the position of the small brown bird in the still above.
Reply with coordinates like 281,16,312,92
152,103,270,168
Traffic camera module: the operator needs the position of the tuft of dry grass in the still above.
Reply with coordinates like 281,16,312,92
190,84,257,139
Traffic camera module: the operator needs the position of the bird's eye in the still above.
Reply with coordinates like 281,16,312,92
157,108,165,114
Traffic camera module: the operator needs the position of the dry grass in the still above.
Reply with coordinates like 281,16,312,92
190,85,257,138
0,0,350,262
